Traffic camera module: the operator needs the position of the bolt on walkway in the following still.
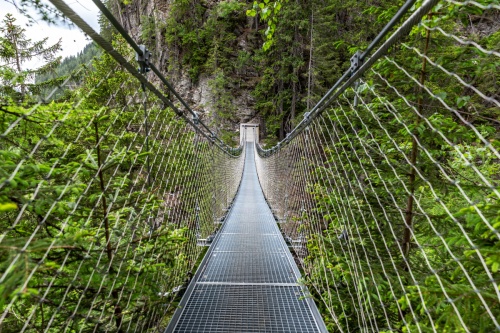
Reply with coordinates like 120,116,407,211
166,139,327,333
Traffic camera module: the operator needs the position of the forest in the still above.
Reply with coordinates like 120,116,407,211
1,0,499,332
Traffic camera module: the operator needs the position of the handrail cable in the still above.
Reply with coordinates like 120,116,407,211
253,2,500,327
260,0,440,153
88,0,226,147
47,0,238,155
1,0,244,330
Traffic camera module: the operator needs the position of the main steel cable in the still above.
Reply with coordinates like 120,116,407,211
1,2,241,330
255,0,498,331
46,0,238,155
44,53,240,330
263,0,441,151
89,0,217,138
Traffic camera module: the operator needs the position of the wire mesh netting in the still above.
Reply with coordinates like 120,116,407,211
167,141,327,333
0,12,244,333
256,1,500,332
1,0,499,332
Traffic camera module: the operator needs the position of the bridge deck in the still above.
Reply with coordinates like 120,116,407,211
166,142,327,333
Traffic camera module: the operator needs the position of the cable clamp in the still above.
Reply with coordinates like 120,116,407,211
350,51,363,76
136,45,152,74
192,111,199,125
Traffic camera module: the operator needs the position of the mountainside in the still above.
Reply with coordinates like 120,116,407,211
114,0,400,145
35,42,101,99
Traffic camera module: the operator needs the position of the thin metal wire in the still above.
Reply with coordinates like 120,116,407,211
445,0,500,10
352,78,500,323
2,46,243,333
255,1,500,331
419,23,500,58
47,0,236,153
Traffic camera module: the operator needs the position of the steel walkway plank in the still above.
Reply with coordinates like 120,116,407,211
165,141,327,333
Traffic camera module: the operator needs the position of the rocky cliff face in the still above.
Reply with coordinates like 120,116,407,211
115,0,262,143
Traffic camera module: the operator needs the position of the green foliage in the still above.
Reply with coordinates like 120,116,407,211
208,69,237,122
0,100,191,331
0,13,62,103
164,0,210,80
164,0,248,80
247,0,287,50
140,15,156,45
35,42,101,101
250,0,309,140
0,33,241,331
304,95,499,329
253,1,500,331
300,2,500,330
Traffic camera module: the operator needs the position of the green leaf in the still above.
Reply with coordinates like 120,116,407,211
456,96,470,108
435,91,447,100
0,202,17,211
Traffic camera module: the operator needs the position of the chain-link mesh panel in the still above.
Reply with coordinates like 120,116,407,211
256,1,500,331
0,14,243,333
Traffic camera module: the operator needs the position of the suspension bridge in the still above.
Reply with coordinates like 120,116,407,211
1,0,499,332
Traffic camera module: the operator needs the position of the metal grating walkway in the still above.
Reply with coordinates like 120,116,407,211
166,139,327,333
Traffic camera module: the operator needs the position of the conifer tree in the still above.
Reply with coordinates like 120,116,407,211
0,13,62,102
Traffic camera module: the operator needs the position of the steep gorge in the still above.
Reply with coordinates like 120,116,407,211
115,0,262,145
113,0,397,145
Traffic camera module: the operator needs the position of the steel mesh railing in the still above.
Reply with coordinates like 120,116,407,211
0,2,244,332
256,0,500,332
